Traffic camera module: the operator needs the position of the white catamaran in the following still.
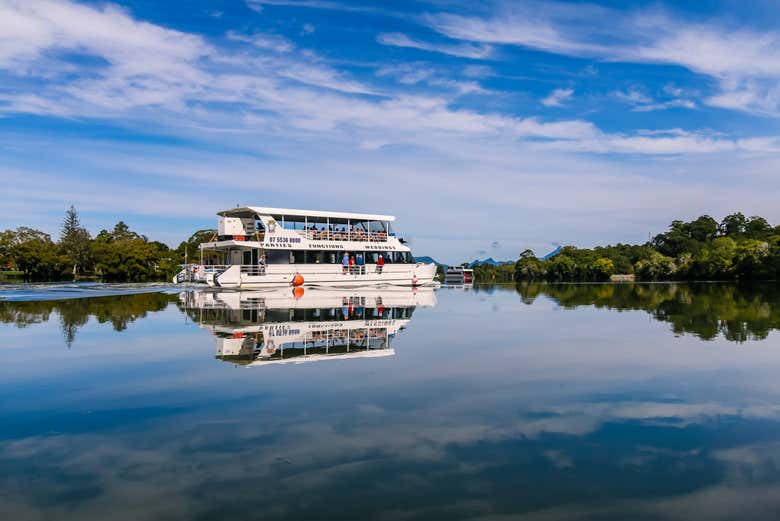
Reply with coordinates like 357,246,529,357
190,206,437,288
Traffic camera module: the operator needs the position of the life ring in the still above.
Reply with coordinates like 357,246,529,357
291,273,304,287
292,286,305,299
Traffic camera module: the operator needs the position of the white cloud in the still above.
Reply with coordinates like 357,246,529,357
614,88,652,105
421,2,780,116
227,30,294,52
377,32,492,59
613,87,695,112
376,63,487,95
541,87,573,107
633,99,696,112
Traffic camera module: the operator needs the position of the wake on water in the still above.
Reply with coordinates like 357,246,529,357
0,282,190,302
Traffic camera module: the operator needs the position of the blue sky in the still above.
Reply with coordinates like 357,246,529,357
2,0,780,262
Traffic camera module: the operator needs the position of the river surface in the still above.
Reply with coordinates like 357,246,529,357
2,282,780,520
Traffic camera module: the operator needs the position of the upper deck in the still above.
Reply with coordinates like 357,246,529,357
207,205,409,251
220,206,395,222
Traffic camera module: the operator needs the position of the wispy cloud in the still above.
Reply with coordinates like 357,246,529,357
541,87,573,107
377,32,492,59
633,99,696,112
613,87,695,112
614,88,652,105
227,30,294,53
421,2,780,115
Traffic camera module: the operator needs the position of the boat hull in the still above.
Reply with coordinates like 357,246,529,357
208,263,437,289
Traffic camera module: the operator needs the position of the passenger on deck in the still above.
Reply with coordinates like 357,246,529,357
342,252,349,274
356,253,365,274
349,255,355,274
377,254,385,274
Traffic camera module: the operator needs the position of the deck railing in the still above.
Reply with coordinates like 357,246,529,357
191,264,266,276
239,265,266,276
296,230,388,242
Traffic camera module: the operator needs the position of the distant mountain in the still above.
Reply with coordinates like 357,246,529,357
415,255,444,266
469,257,514,267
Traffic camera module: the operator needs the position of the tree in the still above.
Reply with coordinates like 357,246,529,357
734,239,770,278
515,255,545,280
0,229,15,269
634,252,676,280
690,237,737,279
92,221,175,282
745,216,773,239
720,213,748,237
688,215,718,242
175,229,218,264
111,221,141,241
11,227,60,281
590,258,615,280
59,206,92,277
545,255,577,281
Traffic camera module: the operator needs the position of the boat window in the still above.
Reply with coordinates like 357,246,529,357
369,221,386,233
294,250,326,263
404,252,415,263
266,249,291,264
366,252,379,263
307,218,328,235
276,216,303,230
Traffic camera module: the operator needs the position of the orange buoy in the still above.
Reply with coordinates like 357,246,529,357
292,286,305,299
291,273,304,287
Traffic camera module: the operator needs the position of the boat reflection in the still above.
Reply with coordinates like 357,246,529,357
179,287,436,366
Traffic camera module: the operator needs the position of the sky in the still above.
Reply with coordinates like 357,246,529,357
2,0,780,263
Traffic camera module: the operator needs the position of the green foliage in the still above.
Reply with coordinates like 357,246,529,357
175,229,219,264
92,225,176,282
1,208,183,283
9,227,61,282
515,250,545,280
545,254,577,281
590,258,615,280
59,205,92,277
0,229,15,269
471,262,515,282
505,214,780,283
634,251,676,280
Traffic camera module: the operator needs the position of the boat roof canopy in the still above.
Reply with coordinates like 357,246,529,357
218,206,396,222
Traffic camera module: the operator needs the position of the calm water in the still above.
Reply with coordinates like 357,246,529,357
3,282,780,520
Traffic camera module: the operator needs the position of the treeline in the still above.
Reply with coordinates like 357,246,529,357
472,213,780,282
0,206,214,282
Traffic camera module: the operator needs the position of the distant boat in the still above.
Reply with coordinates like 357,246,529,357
444,266,474,285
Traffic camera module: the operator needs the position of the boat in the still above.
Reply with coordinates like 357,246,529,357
444,266,474,285
179,286,436,366
192,206,437,288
